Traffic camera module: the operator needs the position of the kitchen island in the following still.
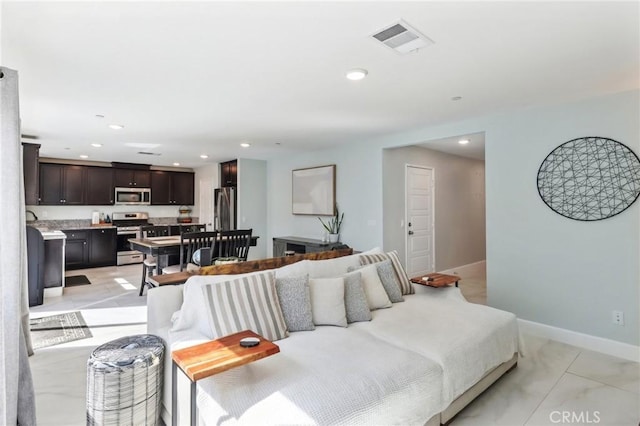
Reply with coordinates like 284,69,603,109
129,234,259,274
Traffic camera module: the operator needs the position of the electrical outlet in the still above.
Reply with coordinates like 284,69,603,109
612,311,624,326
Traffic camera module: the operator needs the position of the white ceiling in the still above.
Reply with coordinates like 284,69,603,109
3,1,638,168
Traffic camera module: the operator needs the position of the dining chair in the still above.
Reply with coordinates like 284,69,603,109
163,231,218,274
139,225,170,296
216,229,252,262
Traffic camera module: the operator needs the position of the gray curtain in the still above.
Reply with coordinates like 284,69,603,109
0,67,36,425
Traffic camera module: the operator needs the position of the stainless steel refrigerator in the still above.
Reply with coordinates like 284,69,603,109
214,187,236,230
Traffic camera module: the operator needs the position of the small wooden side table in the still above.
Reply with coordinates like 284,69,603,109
410,273,460,288
171,330,280,426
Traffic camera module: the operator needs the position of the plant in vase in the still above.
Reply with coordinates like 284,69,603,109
318,205,344,243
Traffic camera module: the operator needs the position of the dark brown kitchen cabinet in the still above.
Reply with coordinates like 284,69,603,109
151,171,194,205
114,169,150,188
39,163,86,205
220,160,237,187
63,228,116,270
22,143,40,205
62,230,89,270
172,172,195,205
89,228,117,267
86,167,115,205
150,171,171,204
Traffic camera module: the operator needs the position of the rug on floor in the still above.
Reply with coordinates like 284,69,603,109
30,311,92,350
65,275,92,286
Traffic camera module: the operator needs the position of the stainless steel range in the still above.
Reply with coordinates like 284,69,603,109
112,212,149,266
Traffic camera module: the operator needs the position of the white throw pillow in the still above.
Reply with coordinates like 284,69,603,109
348,264,392,310
308,277,347,327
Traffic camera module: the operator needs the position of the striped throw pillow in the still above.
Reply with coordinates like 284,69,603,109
201,270,288,342
359,250,414,295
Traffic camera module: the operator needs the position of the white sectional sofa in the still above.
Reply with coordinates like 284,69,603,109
147,249,520,425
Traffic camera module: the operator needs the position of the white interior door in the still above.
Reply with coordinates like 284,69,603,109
405,165,435,277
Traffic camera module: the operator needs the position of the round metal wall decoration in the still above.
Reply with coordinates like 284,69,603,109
537,136,640,221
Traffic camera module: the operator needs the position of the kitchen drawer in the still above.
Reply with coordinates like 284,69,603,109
63,230,88,240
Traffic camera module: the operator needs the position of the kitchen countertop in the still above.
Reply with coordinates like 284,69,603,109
40,230,67,240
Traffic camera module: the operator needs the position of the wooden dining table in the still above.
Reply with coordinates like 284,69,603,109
128,235,259,274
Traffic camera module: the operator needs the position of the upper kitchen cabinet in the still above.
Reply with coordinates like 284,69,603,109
86,167,114,205
114,168,151,188
39,163,86,205
220,159,237,187
151,171,194,205
22,142,40,205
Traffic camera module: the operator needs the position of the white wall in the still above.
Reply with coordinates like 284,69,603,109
267,142,383,256
266,90,639,346
194,164,218,229
383,146,486,271
238,159,267,260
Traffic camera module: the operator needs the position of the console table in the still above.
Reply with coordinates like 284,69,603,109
273,236,345,257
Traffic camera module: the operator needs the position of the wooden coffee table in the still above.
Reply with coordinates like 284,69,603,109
171,330,280,426
410,273,460,288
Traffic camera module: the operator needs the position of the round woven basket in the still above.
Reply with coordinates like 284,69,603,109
86,334,165,426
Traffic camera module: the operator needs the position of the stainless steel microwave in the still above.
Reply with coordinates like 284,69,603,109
114,187,151,205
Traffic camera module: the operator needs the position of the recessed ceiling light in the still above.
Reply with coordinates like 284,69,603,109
458,139,470,145
124,142,161,149
451,96,462,101
346,69,368,81
240,143,251,148
173,162,180,166
108,124,124,130
91,143,102,148
79,155,89,159
200,154,209,159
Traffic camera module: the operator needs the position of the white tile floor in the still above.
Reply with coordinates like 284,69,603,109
29,264,639,426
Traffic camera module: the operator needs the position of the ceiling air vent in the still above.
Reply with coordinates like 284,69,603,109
137,152,161,156
371,20,434,54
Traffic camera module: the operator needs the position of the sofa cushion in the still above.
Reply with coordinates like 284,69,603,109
276,275,315,332
201,270,288,341
359,250,414,295
309,277,347,327
343,271,372,323
307,254,362,278
348,264,392,310
274,259,310,279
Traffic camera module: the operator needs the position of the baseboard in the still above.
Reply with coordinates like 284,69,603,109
518,319,640,362
439,260,486,277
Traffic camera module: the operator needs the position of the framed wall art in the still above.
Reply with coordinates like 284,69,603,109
292,164,336,215
537,136,640,221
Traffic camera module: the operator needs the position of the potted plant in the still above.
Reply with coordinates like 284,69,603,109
318,204,344,243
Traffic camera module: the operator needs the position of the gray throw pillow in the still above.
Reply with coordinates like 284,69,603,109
275,275,315,332
343,271,372,323
376,260,404,303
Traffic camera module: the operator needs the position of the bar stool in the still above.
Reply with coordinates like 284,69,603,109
140,225,169,296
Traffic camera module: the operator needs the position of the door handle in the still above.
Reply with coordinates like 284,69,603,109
408,231,414,235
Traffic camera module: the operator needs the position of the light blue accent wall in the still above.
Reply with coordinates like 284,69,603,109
238,158,268,260
266,90,639,345
267,142,384,256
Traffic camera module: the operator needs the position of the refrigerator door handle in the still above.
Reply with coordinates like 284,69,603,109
215,190,222,231
230,187,236,230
